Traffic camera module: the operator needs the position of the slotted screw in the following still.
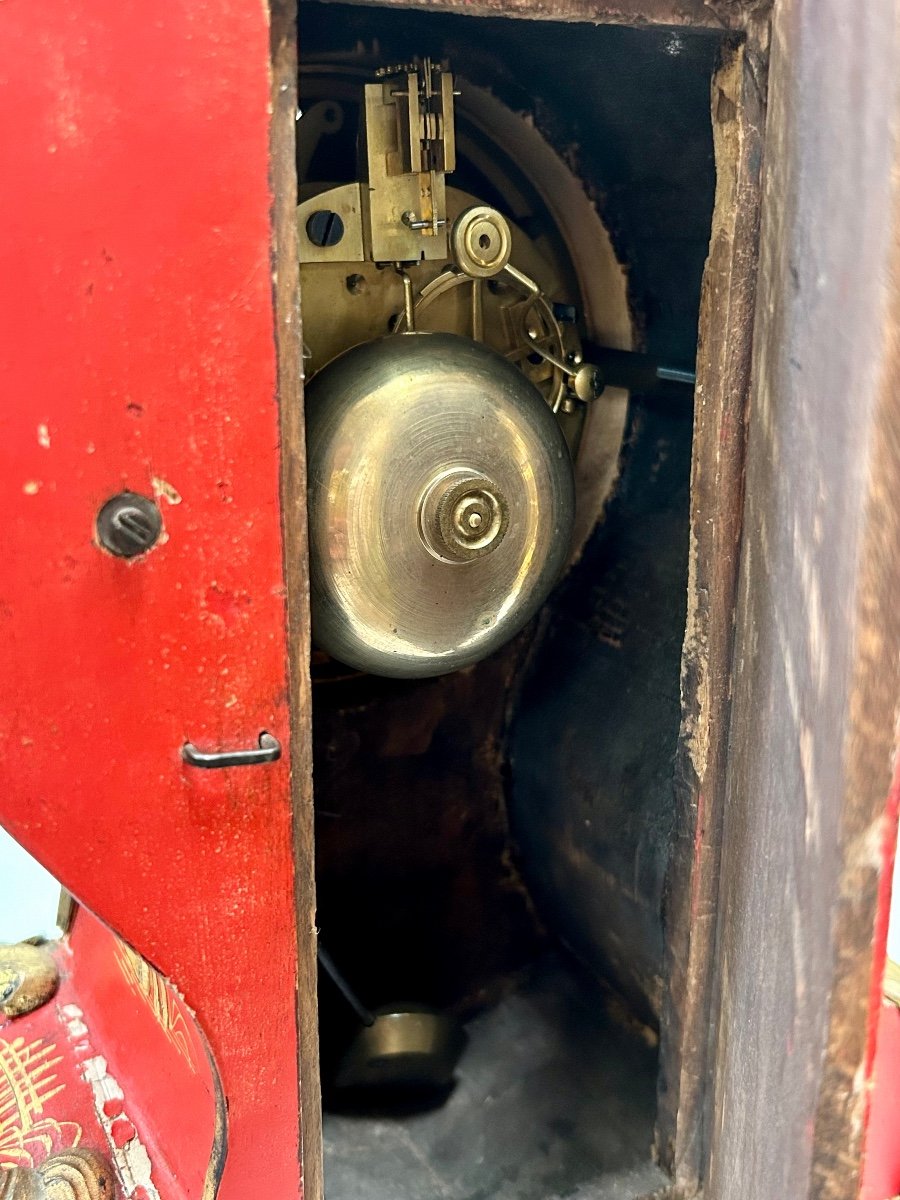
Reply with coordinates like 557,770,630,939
306,209,345,248
96,492,162,558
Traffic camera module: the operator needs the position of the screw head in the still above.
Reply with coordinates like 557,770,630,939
306,209,345,248
573,363,604,403
96,492,162,558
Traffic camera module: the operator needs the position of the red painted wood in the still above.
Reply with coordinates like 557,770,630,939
861,1003,900,1200
0,3,303,1198
2,907,217,1198
860,772,900,1200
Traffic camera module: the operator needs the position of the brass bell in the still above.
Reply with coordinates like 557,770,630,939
305,332,575,678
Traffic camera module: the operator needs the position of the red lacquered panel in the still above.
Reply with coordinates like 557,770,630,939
0,3,303,1196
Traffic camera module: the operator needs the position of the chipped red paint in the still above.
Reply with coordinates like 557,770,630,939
111,1119,137,1150
0,2,304,1197
1,908,217,1198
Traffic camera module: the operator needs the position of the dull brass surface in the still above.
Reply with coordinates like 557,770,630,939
305,332,575,678
298,187,583,427
0,942,59,1019
362,60,454,263
335,1008,466,1091
0,1151,115,1200
297,57,631,676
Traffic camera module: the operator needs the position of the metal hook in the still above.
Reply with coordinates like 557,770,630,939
181,731,281,769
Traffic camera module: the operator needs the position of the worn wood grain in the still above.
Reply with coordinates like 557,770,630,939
656,35,765,1194
802,40,900,1200
311,0,769,32
271,1,324,1195
706,2,900,1198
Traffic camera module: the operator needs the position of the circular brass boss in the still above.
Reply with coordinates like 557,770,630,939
418,469,509,562
451,206,512,278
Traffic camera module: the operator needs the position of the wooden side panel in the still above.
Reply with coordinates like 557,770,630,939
707,2,900,1198
313,0,766,32
272,0,324,1194
656,36,765,1191
0,2,311,1197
